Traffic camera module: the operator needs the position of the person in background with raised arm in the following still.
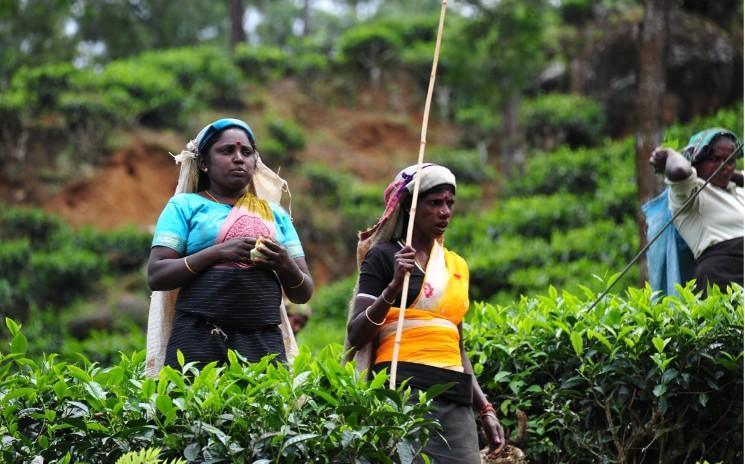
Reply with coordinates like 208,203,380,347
649,128,743,296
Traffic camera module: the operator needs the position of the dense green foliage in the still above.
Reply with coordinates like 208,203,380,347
1,2,742,462
465,283,743,463
0,322,439,463
521,93,606,149
0,206,151,318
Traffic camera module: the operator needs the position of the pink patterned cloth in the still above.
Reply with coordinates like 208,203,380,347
215,194,276,269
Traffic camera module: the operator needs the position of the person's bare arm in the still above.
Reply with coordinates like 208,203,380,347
147,237,256,290
649,147,693,181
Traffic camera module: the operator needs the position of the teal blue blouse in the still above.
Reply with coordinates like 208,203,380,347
152,193,304,259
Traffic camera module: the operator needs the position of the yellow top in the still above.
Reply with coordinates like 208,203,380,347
375,243,469,370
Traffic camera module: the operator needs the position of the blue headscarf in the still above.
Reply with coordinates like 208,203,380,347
195,118,257,153
682,128,740,165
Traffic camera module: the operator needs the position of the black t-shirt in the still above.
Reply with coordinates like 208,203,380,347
358,241,424,308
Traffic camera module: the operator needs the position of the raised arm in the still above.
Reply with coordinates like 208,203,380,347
649,147,694,181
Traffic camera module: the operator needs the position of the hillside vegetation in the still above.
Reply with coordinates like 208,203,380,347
1,1,742,462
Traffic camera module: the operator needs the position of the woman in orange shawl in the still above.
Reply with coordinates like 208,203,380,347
345,164,505,462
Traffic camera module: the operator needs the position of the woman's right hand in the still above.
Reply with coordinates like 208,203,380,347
649,147,673,174
391,245,416,291
216,237,257,264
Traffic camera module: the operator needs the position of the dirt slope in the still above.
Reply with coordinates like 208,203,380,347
36,79,456,233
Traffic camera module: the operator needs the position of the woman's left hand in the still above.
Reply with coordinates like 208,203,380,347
251,237,292,271
481,414,506,458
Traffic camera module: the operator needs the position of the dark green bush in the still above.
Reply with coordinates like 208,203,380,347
23,247,105,308
138,46,244,107
72,226,152,273
259,118,307,168
0,205,65,244
662,106,744,150
465,284,743,463
506,139,635,197
521,93,606,149
428,148,496,184
0,239,30,282
0,322,440,463
309,274,358,321
234,44,289,81
337,23,403,77
7,63,77,114
77,61,187,128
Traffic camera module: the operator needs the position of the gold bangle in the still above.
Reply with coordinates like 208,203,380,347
381,293,395,306
365,306,385,326
288,272,305,289
184,256,197,275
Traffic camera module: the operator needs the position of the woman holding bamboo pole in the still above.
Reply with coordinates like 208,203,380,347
345,164,505,462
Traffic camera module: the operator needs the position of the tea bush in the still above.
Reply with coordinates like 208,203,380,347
465,283,744,463
0,205,152,316
521,93,606,149
0,321,440,463
234,44,289,81
261,118,307,168
137,46,243,108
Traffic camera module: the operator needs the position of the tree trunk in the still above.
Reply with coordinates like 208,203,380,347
499,91,524,176
229,0,247,51
302,0,311,37
635,0,668,284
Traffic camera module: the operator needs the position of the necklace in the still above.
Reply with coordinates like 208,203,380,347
204,190,222,204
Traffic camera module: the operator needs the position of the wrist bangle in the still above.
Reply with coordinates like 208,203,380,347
365,306,385,326
479,402,496,418
184,256,197,275
288,272,305,289
381,292,395,306
479,412,497,422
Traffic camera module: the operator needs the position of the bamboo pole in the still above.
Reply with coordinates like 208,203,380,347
389,0,449,389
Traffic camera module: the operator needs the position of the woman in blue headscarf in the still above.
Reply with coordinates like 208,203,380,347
650,128,743,296
147,118,313,368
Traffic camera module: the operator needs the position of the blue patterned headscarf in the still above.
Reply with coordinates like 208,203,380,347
682,128,740,165
195,118,257,153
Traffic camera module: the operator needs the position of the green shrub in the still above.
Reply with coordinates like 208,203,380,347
0,239,30,281
521,93,606,149
309,275,357,321
268,118,306,152
0,205,65,244
663,106,744,150
73,226,152,273
506,139,635,197
0,321,440,463
23,248,105,308
7,63,78,114
78,61,187,128
428,148,496,184
138,46,244,107
337,23,403,76
233,44,289,81
465,284,743,463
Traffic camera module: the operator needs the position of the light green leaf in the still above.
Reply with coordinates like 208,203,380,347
570,331,583,356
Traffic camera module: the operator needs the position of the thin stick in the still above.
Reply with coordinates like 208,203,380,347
390,0,449,389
